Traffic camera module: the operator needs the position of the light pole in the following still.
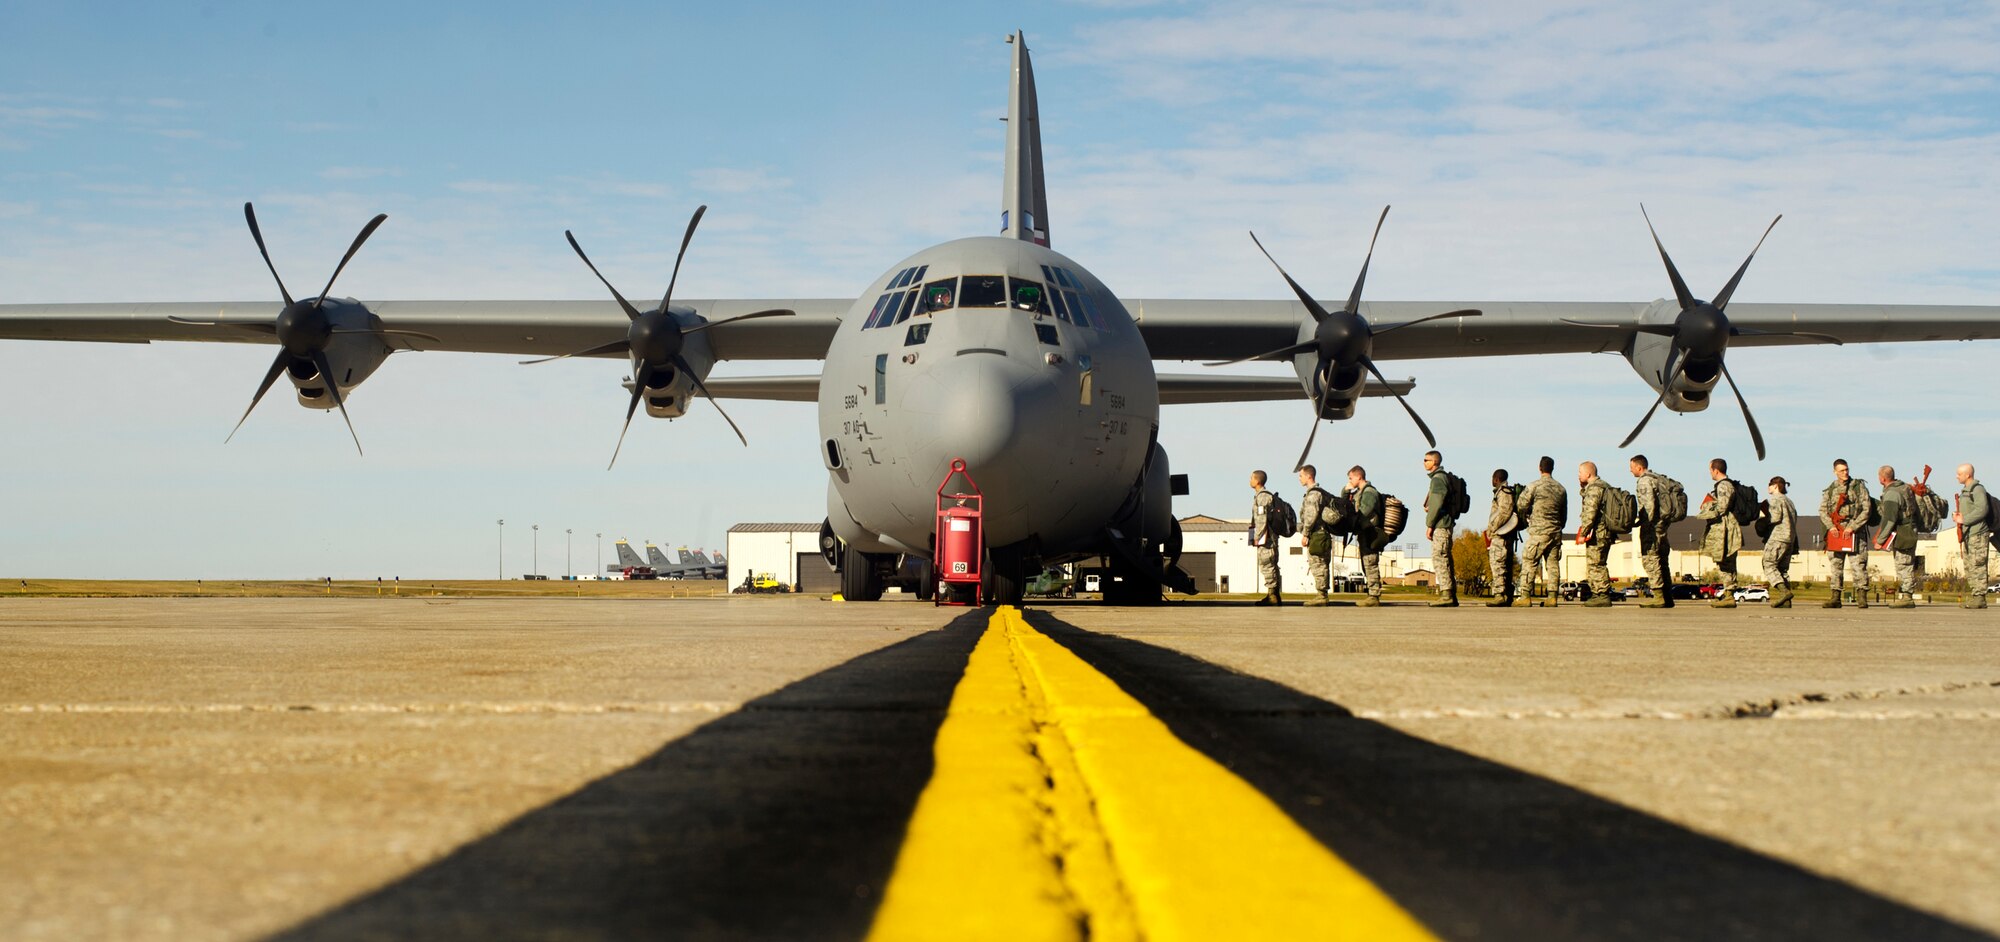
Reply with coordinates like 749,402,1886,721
596,533,603,575
496,519,505,580
566,529,572,579
532,524,540,578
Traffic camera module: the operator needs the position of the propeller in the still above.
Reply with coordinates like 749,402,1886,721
189,202,390,455
543,204,795,468
1612,205,1838,461
1211,206,1480,471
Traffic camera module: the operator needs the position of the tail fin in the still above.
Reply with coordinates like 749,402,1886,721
1001,31,1050,247
613,540,644,569
645,544,672,568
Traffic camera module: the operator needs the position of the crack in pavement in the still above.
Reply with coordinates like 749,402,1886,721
1349,680,2000,721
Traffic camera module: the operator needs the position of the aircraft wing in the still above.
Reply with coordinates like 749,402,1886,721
0,299,852,361
700,375,821,401
1156,374,1412,404
1127,299,2000,362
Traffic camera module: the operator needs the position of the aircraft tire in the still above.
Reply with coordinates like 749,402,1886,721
840,546,886,602
984,546,1027,606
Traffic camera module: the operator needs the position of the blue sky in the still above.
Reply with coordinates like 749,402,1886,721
3,1,1998,578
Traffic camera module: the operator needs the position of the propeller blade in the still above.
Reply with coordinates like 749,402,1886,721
1559,317,1679,336
1729,326,1842,345
678,354,748,447
1362,355,1435,447
169,315,277,334
1718,358,1767,461
225,349,292,444
659,204,707,313
310,214,389,314
519,339,631,365
1371,308,1482,336
1248,231,1333,322
607,380,645,470
1294,370,1330,472
1344,205,1389,315
243,202,295,308
1617,353,1686,449
1202,339,1318,368
309,349,363,456
565,230,643,320
1639,204,1696,311
1710,215,1781,311
680,308,796,335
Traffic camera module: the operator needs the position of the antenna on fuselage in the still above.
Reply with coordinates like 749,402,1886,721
1001,31,1050,248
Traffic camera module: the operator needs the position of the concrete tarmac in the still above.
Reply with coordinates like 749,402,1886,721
0,596,1994,940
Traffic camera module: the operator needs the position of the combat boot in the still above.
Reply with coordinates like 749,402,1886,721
1770,590,1793,609
1429,595,1458,608
1541,596,1559,608
1968,596,1989,610
1888,594,1915,609
1711,596,1737,609
1485,595,1512,608
1638,595,1668,608
1821,595,1842,609
1854,593,1869,610
1511,596,1534,608
1356,596,1381,608
1253,593,1275,607
1583,595,1612,608
1305,593,1328,607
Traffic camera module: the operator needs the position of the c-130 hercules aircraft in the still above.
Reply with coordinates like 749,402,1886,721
4,32,1999,605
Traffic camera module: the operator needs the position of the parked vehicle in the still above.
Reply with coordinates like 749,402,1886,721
1733,585,1770,602
1668,584,1706,601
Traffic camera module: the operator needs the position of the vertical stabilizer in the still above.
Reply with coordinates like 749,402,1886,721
1001,31,1050,247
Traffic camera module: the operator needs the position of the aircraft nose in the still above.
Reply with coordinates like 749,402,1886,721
936,354,1024,470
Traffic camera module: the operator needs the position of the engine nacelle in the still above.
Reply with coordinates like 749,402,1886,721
619,310,718,419
289,298,391,409
1624,329,1719,414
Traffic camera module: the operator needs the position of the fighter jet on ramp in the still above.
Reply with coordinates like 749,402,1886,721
646,545,723,580
5,31,1999,605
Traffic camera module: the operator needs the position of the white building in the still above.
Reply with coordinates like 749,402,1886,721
724,523,834,593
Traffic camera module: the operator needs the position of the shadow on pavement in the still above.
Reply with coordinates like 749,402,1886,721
273,614,985,942
1026,611,1992,942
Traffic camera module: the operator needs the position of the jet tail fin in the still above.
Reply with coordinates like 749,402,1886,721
1001,31,1050,247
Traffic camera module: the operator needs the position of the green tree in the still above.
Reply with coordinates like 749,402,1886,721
1452,528,1491,595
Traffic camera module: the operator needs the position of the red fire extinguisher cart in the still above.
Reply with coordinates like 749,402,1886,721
935,458,984,607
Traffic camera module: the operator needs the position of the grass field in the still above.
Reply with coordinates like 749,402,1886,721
0,579,734,599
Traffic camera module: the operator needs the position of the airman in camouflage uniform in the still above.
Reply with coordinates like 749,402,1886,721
1698,458,1742,609
1956,464,1990,610
1347,466,1385,606
1485,469,1519,607
1760,477,1798,608
1630,454,1675,608
1423,450,1459,607
1875,466,1918,608
1297,465,1335,606
1514,455,1568,607
1576,461,1615,607
1249,470,1282,606
1820,459,1873,609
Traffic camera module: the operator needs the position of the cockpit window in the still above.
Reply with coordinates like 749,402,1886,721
958,275,1008,308
1061,290,1089,328
888,268,912,290
1008,278,1049,315
863,292,900,329
893,289,918,324
921,278,957,313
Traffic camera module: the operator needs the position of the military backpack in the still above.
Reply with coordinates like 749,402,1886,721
1602,485,1638,536
1654,473,1689,524
1380,494,1408,543
1310,486,1352,534
1727,479,1759,526
1909,480,1947,533
1444,472,1470,517
1266,492,1299,539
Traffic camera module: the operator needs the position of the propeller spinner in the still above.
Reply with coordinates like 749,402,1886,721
1210,206,1480,471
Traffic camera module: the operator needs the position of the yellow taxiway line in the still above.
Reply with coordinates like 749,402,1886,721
867,607,1438,942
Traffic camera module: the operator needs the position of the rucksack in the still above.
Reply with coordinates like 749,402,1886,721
1445,472,1470,517
1310,486,1350,532
1910,475,1947,533
1266,492,1299,539
1380,494,1408,543
1653,473,1689,524
1602,485,1638,535
1727,480,1759,526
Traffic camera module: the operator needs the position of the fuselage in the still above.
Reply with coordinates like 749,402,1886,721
818,237,1158,561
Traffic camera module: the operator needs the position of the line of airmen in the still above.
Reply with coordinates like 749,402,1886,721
1250,454,1996,610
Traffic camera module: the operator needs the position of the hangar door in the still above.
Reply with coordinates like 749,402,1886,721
1178,552,1218,594
796,553,841,594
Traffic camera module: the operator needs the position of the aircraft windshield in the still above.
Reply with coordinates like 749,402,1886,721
959,275,1008,308
1008,278,1049,315
921,278,957,313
